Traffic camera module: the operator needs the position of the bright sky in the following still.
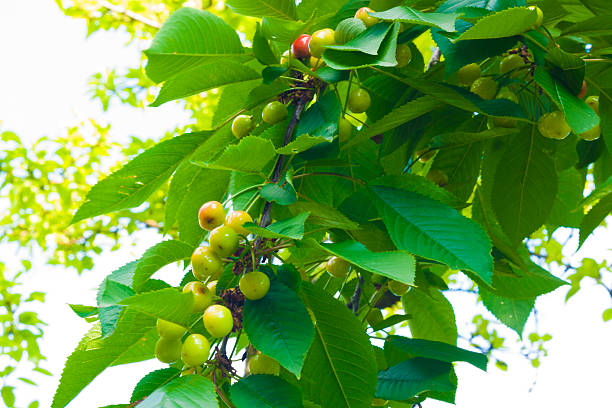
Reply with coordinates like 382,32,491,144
1,1,611,407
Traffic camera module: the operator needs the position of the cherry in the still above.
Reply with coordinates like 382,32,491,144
347,88,371,113
239,271,271,300
292,34,311,59
493,90,519,128
457,63,481,87
586,95,599,114
310,56,324,70
338,117,352,142
156,318,186,339
248,353,280,375
388,280,409,296
183,281,214,313
335,18,366,44
262,101,288,125
395,44,411,68
198,201,226,231
528,6,543,27
191,246,224,281
578,80,587,99
155,337,182,364
326,256,350,278
277,247,291,261
309,28,335,58
231,115,254,139
415,148,435,163
225,210,253,236
367,308,383,326
470,77,498,100
578,124,600,141
426,169,449,186
181,334,210,367
280,50,291,64
209,225,239,258
207,280,217,295
500,54,526,77
203,304,233,337
537,111,571,140
355,7,379,28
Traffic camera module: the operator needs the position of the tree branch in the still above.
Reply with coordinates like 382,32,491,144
426,47,442,71
99,1,161,29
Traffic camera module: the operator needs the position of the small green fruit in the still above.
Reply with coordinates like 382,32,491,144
181,334,210,367
388,280,409,296
183,281,214,313
209,225,239,258
239,271,271,300
347,88,371,113
248,353,280,375
470,77,498,100
155,337,182,364
203,304,233,338
335,18,367,44
415,148,435,163
338,117,352,142
500,54,526,77
367,308,384,326
395,43,411,68
309,28,335,58
262,101,288,125
156,318,186,339
528,6,543,27
326,256,350,278
191,246,224,281
198,201,226,231
457,63,481,87
537,111,571,140
578,124,600,141
355,7,379,27
231,115,254,139
586,95,599,114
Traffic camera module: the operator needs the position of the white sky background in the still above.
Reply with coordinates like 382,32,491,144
1,1,611,407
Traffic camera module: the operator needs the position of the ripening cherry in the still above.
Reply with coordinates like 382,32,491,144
347,88,371,113
156,318,186,339
388,280,409,296
262,101,288,124
326,256,350,278
231,115,254,139
225,210,253,236
207,280,217,295
239,271,271,300
500,54,526,77
578,124,600,141
181,334,210,367
198,201,226,231
280,49,291,65
537,111,571,140
470,77,498,100
155,337,182,364
309,56,325,70
457,63,481,87
338,117,352,142
309,28,335,58
208,225,239,258
203,304,233,338
183,281,214,313
586,95,599,114
191,246,224,281
292,34,312,58
355,7,379,27
248,353,280,375
395,43,412,68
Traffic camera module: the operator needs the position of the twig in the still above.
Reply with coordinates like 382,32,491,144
426,47,442,71
347,274,364,314
99,1,161,29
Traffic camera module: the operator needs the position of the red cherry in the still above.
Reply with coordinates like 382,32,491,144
292,34,312,59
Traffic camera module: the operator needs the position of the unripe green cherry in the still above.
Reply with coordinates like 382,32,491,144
335,18,367,44
209,225,239,258
415,148,435,163
309,28,335,58
203,304,233,337
198,201,226,231
156,318,186,339
181,334,210,367
326,256,350,278
367,308,383,326
262,101,288,124
528,6,543,27
538,111,571,140
388,280,409,296
277,247,291,261
231,115,254,139
239,271,271,300
309,56,324,70
586,95,599,114
183,281,214,313
207,280,217,295
347,88,371,113
578,124,600,141
192,246,224,281
457,63,481,87
248,353,280,375
155,337,182,364
395,44,411,68
500,54,526,77
470,77,498,100
355,7,379,27
338,117,352,142
225,210,253,236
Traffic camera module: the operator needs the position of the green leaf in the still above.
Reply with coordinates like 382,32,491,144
547,168,585,229
253,23,278,65
343,96,442,149
456,7,538,41
603,308,612,322
301,283,377,408
371,186,493,284
52,310,157,408
1,386,15,408
243,212,309,240
490,260,567,300
371,313,412,332
226,0,297,20
243,280,314,377
120,288,193,326
480,289,534,335
131,240,195,291
151,61,261,107
579,175,612,208
193,136,277,175
431,140,483,202
68,304,97,318
579,193,612,247
144,8,246,83
402,288,457,345
376,358,454,401
384,336,487,371
370,175,466,210
430,128,518,149
491,130,557,245
370,6,460,32
289,201,359,230
318,241,416,285
131,368,181,403
326,23,393,55
137,376,217,408
276,134,333,154
261,181,298,205
72,132,210,224
231,375,303,408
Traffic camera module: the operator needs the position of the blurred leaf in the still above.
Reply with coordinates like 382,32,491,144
226,0,297,20
131,368,181,403
231,375,303,408
137,376,217,408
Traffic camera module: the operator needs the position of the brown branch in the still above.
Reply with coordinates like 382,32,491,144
426,47,442,71
99,1,161,29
